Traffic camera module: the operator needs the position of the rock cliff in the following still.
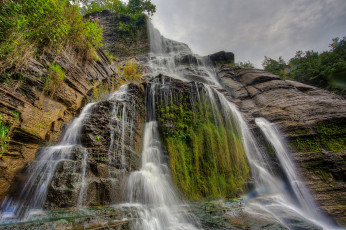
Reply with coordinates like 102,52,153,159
218,65,346,225
0,48,116,202
0,10,149,203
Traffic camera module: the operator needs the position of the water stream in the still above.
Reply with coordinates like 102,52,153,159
252,118,336,229
145,22,337,229
125,82,200,230
1,103,95,221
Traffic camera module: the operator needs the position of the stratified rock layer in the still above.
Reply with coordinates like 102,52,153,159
219,65,346,225
0,49,117,202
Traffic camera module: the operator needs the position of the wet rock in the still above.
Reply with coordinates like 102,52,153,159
208,51,235,67
44,84,145,208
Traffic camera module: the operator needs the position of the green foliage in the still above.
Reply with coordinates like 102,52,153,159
104,50,114,62
236,61,254,69
127,0,156,16
294,136,321,152
44,63,65,97
0,115,11,157
262,56,287,76
262,37,346,95
156,87,249,199
0,0,103,73
118,61,142,82
77,0,127,15
76,0,155,16
80,0,154,39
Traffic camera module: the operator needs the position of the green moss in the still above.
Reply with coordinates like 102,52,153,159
44,63,65,97
265,142,276,157
320,135,346,152
155,86,249,199
291,128,311,135
294,136,321,152
292,133,346,153
316,122,346,136
317,169,331,184
316,122,346,152
0,115,11,157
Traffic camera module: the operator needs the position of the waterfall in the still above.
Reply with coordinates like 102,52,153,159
125,82,200,230
147,21,221,87
0,84,136,222
254,118,336,229
1,103,95,220
146,23,337,229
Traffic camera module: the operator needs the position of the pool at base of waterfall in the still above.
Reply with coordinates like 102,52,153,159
0,199,325,230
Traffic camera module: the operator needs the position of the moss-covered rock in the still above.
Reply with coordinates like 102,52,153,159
150,76,249,199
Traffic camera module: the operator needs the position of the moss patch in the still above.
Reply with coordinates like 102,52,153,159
316,122,346,136
293,136,321,152
155,82,249,199
291,121,346,153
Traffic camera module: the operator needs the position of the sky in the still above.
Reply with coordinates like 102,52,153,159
149,0,346,68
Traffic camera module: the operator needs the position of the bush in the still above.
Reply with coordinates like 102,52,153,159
44,63,65,97
119,61,141,81
0,115,11,157
0,0,103,73
262,37,346,95
78,0,155,16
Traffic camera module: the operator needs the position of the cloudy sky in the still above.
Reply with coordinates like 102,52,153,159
150,0,346,68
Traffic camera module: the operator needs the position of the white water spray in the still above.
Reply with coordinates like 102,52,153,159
147,22,221,87
125,81,200,230
254,118,336,229
1,103,95,220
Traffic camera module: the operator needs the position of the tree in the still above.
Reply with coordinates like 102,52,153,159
127,0,156,16
74,0,156,16
262,56,286,76
263,37,346,96
237,61,254,68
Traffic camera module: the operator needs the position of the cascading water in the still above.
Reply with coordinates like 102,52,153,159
147,22,221,87
146,22,337,229
125,83,200,230
0,103,95,221
0,84,136,223
253,118,336,229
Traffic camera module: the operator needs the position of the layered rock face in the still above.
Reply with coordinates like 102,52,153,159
0,49,117,202
218,65,346,225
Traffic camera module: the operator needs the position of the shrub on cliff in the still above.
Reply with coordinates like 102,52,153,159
0,0,103,73
262,37,346,96
76,0,156,16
